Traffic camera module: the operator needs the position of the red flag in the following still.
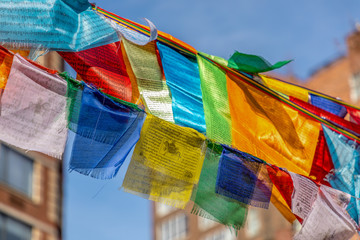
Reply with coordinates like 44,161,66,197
59,42,133,102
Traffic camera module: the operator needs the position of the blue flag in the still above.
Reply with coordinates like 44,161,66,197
0,0,118,51
157,42,206,133
216,145,273,209
67,82,146,179
310,94,347,118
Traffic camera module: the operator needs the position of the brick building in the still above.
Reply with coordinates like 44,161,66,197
0,52,64,240
306,27,360,105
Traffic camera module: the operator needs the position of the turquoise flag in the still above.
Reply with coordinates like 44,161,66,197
157,42,206,133
323,125,360,224
0,0,118,51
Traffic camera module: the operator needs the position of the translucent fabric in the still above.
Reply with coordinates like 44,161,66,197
66,81,146,179
0,54,67,158
122,39,174,122
0,0,118,51
0,47,14,89
290,96,360,135
260,74,309,102
197,54,231,145
309,130,334,184
310,94,347,118
266,165,297,222
346,106,360,125
59,41,133,102
228,51,291,73
216,146,273,209
191,142,248,231
122,114,207,208
294,188,358,240
225,71,321,223
226,72,320,176
157,42,206,133
323,125,360,224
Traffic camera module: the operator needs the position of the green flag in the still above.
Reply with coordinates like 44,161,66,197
228,51,292,73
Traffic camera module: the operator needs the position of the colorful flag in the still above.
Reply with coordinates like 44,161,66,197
216,146,273,209
191,142,248,231
323,125,360,223
66,80,146,179
290,96,360,135
157,42,206,133
260,74,309,102
197,53,232,145
0,54,67,158
266,165,296,222
294,187,358,240
226,70,320,176
59,42,133,102
0,0,118,51
0,47,13,90
122,39,174,122
228,51,291,73
122,114,206,208
309,129,334,184
310,94,347,118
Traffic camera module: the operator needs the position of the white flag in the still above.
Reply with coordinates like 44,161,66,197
0,54,67,159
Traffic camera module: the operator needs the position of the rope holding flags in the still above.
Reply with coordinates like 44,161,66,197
0,1,360,238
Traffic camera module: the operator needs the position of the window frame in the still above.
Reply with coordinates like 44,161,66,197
0,213,32,240
0,144,34,198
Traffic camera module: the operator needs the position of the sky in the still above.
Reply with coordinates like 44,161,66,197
64,1,360,240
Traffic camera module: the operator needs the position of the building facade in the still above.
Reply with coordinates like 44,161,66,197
0,52,64,240
153,203,295,240
306,28,360,105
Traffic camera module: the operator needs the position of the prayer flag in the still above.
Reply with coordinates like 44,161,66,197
228,51,291,73
260,74,309,102
59,42,133,102
0,0,118,51
226,70,320,176
323,125,360,223
66,80,146,179
294,187,358,240
197,53,232,145
0,54,67,158
216,146,273,209
266,165,294,217
0,47,13,90
122,39,174,122
191,142,248,231
122,114,206,208
310,94,347,118
157,42,206,133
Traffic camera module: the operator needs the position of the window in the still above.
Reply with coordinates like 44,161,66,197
0,144,33,197
245,208,261,238
349,72,360,103
292,220,302,234
204,229,236,240
198,217,217,231
0,213,32,240
156,202,175,217
160,214,188,240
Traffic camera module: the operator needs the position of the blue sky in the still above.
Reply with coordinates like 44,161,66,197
64,1,360,240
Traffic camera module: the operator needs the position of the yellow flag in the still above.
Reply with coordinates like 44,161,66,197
227,72,320,175
260,74,309,102
122,39,174,122
122,114,207,209
226,72,321,222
